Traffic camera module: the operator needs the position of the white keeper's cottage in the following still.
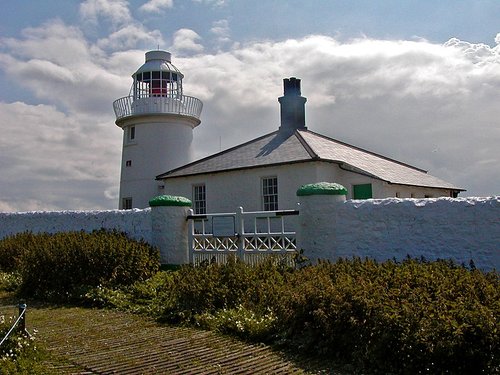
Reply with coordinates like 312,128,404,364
114,50,464,212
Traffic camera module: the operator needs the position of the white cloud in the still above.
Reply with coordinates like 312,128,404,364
0,102,121,211
1,19,90,66
192,0,227,7
139,0,174,13
210,19,231,45
96,24,164,51
80,0,132,28
172,29,204,54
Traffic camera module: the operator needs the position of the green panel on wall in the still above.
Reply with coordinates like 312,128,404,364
353,184,373,199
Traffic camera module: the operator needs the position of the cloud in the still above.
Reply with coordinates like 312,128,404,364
139,0,174,13
172,29,204,54
80,0,132,28
96,24,164,51
1,19,90,66
192,0,227,7
0,102,121,211
210,19,231,46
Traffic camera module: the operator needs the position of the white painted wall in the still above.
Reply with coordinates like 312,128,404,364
162,161,454,213
164,162,321,212
151,205,191,264
298,196,500,271
118,114,199,209
0,209,152,243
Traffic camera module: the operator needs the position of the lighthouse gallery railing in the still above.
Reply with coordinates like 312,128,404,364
113,95,203,121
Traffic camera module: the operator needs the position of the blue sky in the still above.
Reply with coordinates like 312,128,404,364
0,0,499,211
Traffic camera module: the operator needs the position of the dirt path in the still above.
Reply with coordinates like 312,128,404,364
2,302,331,374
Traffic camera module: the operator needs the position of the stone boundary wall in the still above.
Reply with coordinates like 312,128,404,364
0,209,152,244
1,195,498,271
298,195,500,271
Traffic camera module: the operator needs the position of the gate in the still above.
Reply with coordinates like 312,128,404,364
187,207,299,266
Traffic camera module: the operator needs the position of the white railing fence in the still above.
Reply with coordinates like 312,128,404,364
187,207,299,266
113,95,203,121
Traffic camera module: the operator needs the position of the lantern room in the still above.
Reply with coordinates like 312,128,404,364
131,50,184,99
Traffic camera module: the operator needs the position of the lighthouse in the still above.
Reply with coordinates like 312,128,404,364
113,51,203,209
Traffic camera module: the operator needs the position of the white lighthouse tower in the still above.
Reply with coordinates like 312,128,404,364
113,50,203,209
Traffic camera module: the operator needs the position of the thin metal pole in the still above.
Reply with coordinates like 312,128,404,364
18,303,27,334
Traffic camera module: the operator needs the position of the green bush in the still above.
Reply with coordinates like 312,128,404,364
0,272,22,292
159,257,290,324
85,271,175,316
196,305,277,341
0,233,37,272
271,258,500,373
0,230,160,301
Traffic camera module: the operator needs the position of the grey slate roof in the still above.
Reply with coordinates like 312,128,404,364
157,129,463,191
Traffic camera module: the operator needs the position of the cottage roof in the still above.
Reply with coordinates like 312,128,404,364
157,129,463,191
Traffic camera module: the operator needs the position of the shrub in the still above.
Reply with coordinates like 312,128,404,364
0,272,22,292
159,257,290,324
0,230,160,301
0,233,38,272
196,305,277,341
271,258,500,373
84,271,175,316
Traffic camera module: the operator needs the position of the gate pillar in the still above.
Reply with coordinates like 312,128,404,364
150,195,192,265
296,182,347,263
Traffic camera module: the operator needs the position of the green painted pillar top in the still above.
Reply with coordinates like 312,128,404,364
149,195,192,207
297,182,347,196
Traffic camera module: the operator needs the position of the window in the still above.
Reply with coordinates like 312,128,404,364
193,184,206,214
353,184,373,199
122,197,132,210
262,177,278,211
127,126,135,143
135,70,180,99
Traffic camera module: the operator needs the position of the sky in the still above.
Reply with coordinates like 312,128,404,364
0,0,499,212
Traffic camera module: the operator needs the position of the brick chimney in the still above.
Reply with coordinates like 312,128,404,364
278,77,307,132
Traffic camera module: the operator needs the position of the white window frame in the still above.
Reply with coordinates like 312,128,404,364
262,176,278,211
193,184,206,214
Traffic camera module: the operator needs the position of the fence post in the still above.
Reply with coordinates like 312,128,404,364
18,303,27,334
236,207,244,261
296,182,347,263
150,195,192,265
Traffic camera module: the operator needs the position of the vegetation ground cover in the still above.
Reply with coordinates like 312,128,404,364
1,231,499,374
